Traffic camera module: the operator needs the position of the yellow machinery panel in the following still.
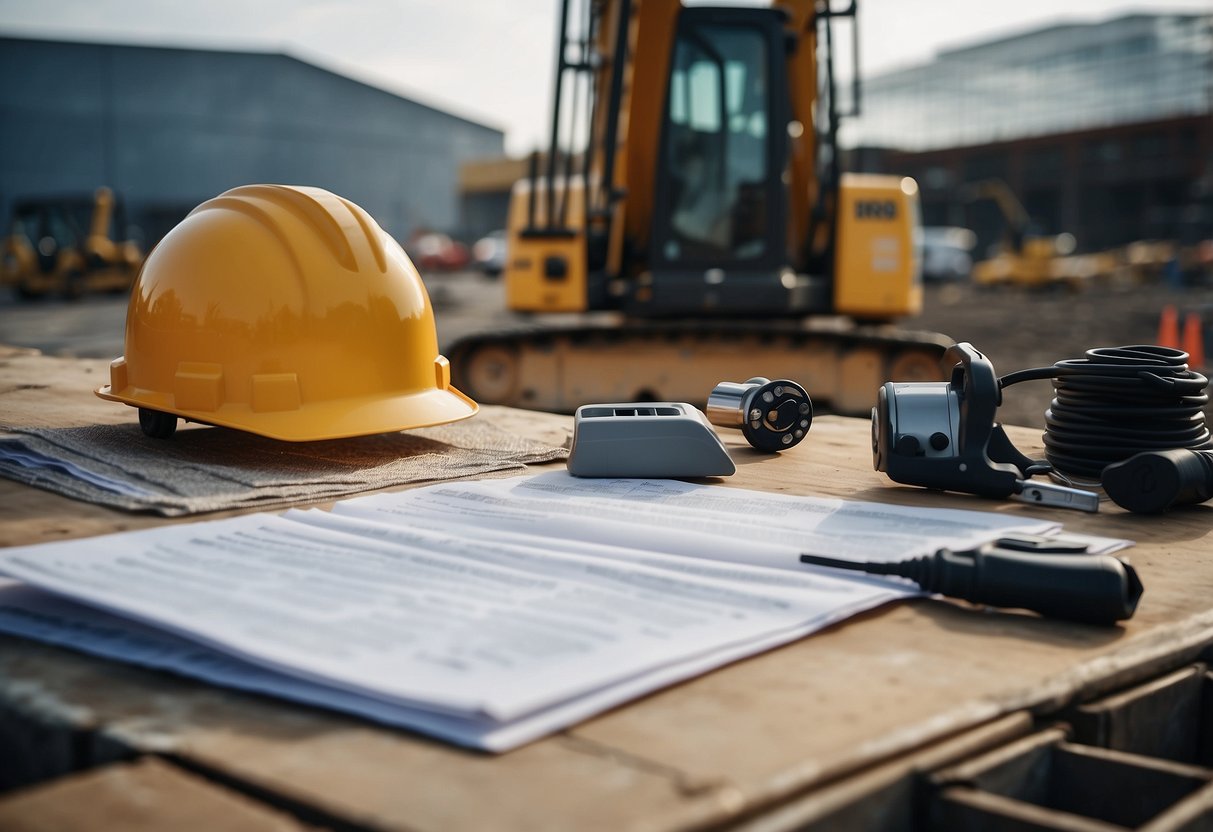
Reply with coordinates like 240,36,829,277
504,178,589,313
833,173,923,320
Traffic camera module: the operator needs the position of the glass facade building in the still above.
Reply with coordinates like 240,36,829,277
843,13,1212,256
844,13,1211,152
0,36,504,246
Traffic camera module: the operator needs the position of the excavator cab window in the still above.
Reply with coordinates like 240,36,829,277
652,8,788,272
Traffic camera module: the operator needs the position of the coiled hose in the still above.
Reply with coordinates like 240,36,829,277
998,346,1212,482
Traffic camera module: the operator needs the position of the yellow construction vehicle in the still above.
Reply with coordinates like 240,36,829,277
1,187,142,300
963,179,1119,291
449,0,950,415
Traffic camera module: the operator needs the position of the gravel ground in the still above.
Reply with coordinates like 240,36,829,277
908,280,1213,429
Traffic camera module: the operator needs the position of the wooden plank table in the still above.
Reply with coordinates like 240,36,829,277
2,347,1212,830
0,757,308,832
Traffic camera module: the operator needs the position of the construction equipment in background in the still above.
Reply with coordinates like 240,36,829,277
448,0,952,416
962,179,1204,290
962,179,1120,290
0,187,143,300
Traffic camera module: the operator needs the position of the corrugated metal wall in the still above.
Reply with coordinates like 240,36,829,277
0,36,504,245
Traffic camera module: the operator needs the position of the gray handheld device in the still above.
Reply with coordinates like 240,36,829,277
567,403,736,478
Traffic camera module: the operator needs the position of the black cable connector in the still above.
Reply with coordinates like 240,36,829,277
800,536,1142,626
1101,448,1213,514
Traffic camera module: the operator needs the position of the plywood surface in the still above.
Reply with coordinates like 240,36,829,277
0,757,309,832
2,349,1212,831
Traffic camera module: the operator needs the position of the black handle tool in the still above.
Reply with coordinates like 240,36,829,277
800,536,1143,626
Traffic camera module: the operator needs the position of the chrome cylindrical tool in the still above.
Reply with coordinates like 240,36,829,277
707,377,813,452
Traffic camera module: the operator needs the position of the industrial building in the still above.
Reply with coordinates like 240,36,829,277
0,35,504,246
846,12,1212,255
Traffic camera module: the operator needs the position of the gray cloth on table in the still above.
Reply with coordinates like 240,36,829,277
0,418,569,516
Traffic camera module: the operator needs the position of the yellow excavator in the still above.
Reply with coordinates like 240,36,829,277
1,187,142,300
964,179,1118,291
449,0,951,415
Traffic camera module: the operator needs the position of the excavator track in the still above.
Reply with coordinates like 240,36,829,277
448,321,952,416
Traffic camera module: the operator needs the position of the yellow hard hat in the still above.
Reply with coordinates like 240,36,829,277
96,184,477,441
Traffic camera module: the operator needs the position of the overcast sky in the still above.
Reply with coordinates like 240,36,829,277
1,0,1208,155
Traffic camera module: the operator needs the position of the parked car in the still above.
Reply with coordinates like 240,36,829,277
921,226,977,282
408,232,470,272
471,230,507,277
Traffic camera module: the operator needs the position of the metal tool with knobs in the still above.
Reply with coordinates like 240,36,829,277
706,378,813,452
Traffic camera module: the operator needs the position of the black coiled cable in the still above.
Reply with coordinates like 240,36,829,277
998,346,1212,481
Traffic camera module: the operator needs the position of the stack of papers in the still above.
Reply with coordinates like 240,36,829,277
0,420,569,515
0,474,1122,751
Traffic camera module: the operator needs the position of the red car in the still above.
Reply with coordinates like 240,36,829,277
407,232,470,272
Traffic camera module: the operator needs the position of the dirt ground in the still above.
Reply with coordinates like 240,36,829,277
908,280,1213,429
2,273,1208,432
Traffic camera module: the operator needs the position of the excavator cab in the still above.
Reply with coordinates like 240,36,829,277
643,6,792,314
506,0,919,320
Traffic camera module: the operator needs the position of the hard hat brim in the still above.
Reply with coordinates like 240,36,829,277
95,384,478,442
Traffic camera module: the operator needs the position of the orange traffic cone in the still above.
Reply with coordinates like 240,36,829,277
1182,311,1206,369
1157,304,1180,349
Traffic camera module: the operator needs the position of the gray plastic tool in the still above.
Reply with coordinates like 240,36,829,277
567,403,736,478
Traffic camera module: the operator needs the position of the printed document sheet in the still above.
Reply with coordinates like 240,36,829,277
0,473,1076,751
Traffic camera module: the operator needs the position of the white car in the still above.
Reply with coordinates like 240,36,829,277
921,226,976,282
472,230,507,277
